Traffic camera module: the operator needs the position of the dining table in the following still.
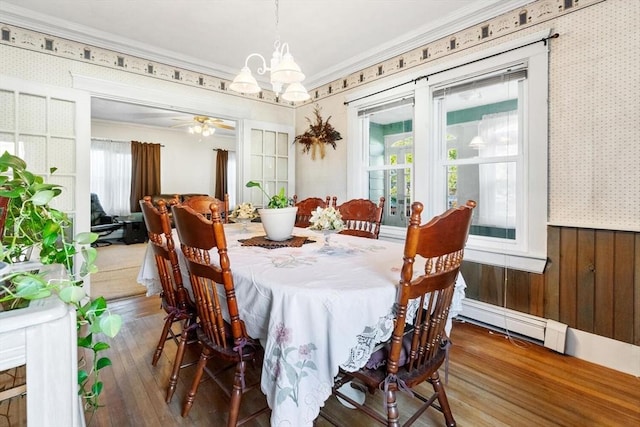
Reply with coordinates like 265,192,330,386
137,222,466,427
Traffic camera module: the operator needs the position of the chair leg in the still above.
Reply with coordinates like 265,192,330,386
226,361,245,427
385,386,400,427
152,314,174,366
430,371,456,427
181,348,209,417
166,323,190,403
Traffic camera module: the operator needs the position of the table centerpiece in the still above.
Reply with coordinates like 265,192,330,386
309,206,344,251
230,202,257,230
246,181,297,241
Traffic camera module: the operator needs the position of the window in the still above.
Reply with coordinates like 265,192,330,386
90,140,132,216
347,33,549,272
433,68,525,241
359,99,414,228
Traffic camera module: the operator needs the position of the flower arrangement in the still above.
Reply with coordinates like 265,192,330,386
294,105,342,160
309,206,344,231
231,202,257,219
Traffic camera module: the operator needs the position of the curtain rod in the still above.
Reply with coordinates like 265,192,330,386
91,137,164,147
344,33,559,106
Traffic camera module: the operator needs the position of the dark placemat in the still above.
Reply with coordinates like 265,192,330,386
239,235,315,249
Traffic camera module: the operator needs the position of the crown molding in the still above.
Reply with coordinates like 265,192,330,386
305,0,534,88
2,0,534,90
0,1,237,80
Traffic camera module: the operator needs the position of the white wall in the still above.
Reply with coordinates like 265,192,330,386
92,119,234,196
294,96,348,202
295,0,640,232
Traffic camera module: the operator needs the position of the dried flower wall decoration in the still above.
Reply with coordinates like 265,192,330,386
294,105,342,160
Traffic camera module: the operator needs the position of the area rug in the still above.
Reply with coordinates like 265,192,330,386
91,242,148,301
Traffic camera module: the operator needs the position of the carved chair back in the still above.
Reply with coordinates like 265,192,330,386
330,200,475,426
337,196,385,239
171,203,267,423
182,194,230,223
390,200,475,377
139,196,190,313
171,203,248,350
292,195,336,228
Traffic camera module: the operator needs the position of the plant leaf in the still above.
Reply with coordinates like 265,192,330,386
59,285,86,303
30,189,56,206
96,357,112,370
78,334,93,348
77,369,89,385
76,232,98,245
93,342,111,352
99,314,122,338
91,381,103,396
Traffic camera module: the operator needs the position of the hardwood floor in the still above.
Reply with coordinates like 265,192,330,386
87,295,640,427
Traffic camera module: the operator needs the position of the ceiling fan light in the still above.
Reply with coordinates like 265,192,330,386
281,82,310,102
271,52,305,84
229,66,261,94
469,135,486,149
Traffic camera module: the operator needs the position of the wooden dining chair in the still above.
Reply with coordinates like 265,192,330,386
171,203,269,426
328,200,475,427
139,196,197,403
292,194,336,227
182,194,230,223
337,196,385,239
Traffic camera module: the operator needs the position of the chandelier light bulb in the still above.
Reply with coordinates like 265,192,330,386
229,1,309,102
282,81,311,102
229,66,261,94
271,51,304,84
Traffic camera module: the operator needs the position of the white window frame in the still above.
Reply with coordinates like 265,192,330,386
346,30,550,272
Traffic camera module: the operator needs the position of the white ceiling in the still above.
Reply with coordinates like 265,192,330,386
0,0,531,131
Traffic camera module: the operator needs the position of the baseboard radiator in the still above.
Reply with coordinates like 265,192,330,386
459,299,568,353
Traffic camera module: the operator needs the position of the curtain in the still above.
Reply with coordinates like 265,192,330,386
90,139,132,216
130,141,161,212
214,149,228,200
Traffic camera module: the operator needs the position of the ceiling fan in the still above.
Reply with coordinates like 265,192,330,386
171,115,235,136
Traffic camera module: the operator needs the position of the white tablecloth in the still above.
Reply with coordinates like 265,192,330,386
137,222,466,427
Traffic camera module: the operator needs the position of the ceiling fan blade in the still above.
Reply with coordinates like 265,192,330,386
213,124,236,130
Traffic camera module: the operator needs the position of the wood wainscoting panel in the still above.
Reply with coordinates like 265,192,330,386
461,225,639,346
635,233,640,346
559,227,578,327
594,230,615,337
576,228,595,332
614,231,635,343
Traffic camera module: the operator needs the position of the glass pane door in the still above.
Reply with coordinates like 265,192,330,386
360,100,414,227
242,121,295,207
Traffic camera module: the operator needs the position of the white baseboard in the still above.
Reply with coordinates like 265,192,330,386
460,299,640,376
460,299,548,342
565,328,640,377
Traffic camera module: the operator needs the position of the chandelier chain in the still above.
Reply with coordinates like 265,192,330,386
275,0,280,37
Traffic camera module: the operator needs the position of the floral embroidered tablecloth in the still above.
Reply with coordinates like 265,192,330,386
138,222,466,426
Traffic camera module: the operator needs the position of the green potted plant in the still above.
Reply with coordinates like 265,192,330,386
0,151,121,421
246,181,297,241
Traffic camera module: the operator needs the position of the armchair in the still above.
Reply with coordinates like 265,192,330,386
90,193,122,246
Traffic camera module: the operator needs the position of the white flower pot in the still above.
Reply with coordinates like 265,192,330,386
258,207,298,241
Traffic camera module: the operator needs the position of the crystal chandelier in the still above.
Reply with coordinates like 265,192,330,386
229,0,310,103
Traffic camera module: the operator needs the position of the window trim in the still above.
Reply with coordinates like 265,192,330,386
346,30,551,273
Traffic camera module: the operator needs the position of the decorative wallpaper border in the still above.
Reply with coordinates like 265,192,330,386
0,0,600,106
